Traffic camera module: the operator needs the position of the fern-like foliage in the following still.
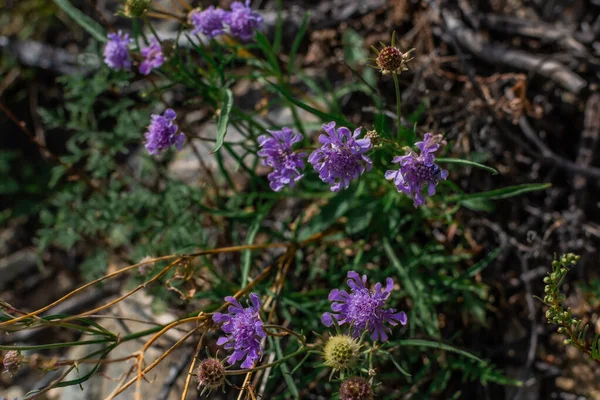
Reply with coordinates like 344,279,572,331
541,253,600,364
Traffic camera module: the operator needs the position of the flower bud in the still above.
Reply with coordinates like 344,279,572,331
124,0,152,18
197,358,226,394
365,130,382,148
339,376,374,400
323,334,360,373
3,350,22,375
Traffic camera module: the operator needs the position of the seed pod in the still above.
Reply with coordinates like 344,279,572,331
339,376,374,400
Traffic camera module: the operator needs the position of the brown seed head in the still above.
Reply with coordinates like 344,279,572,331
339,376,374,400
3,350,23,375
197,358,226,393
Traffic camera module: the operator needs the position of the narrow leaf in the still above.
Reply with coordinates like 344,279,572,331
397,339,484,364
450,183,551,202
437,157,498,175
212,88,233,153
54,0,106,42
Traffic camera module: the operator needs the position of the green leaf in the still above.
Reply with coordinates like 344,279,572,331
437,157,498,175
241,202,272,286
289,13,310,72
397,339,484,364
461,198,495,212
274,338,299,399
386,353,412,377
266,81,353,128
212,88,233,153
54,0,106,42
297,189,355,241
450,183,551,202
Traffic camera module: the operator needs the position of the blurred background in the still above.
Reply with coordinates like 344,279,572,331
1,0,600,399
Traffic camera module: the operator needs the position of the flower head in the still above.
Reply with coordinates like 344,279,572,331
370,32,414,75
190,6,228,38
3,350,22,375
139,38,165,75
197,358,226,394
213,293,266,369
124,0,151,17
322,334,361,373
103,31,132,70
144,109,185,155
322,271,407,342
339,376,374,400
308,122,372,192
257,127,306,191
384,133,448,207
225,1,263,41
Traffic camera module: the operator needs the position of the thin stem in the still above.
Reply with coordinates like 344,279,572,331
392,72,403,142
225,347,308,375
263,324,306,346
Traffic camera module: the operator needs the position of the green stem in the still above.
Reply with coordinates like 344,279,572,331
225,347,308,375
392,72,402,142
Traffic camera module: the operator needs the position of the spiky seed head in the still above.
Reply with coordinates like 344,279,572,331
365,129,382,148
339,376,374,400
197,358,226,393
3,350,22,375
372,45,414,75
124,0,152,17
323,334,360,372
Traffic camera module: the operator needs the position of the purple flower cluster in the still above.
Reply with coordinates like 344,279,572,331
144,109,185,155
103,31,132,70
385,133,448,207
190,1,262,41
139,38,165,75
322,271,407,342
213,294,266,369
257,128,306,191
190,6,228,38
308,122,372,192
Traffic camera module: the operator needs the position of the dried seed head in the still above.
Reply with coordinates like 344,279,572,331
365,130,382,148
339,376,374,400
323,334,360,372
372,44,414,75
197,358,226,394
3,350,22,375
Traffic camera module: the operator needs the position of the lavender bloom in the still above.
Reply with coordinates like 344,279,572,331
225,0,263,41
213,293,266,369
139,38,165,75
384,133,448,207
257,128,306,191
308,122,372,192
322,271,407,342
190,6,228,38
103,31,132,70
144,109,185,155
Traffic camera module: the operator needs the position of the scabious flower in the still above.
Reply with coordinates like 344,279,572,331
384,133,448,207
322,334,361,374
257,127,305,191
308,122,372,192
103,31,132,70
370,32,414,75
144,109,185,155
139,38,165,75
322,271,407,342
123,0,151,18
3,350,22,375
225,1,263,41
190,6,228,38
213,293,266,369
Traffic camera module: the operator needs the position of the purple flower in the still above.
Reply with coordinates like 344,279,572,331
144,109,185,155
224,0,262,41
322,271,407,342
257,128,306,191
384,133,448,207
190,6,228,38
308,122,372,192
139,38,165,75
213,293,266,369
103,31,132,70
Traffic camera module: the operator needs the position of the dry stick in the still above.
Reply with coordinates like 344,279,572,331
27,364,77,400
106,325,202,400
134,317,203,398
180,332,206,400
0,255,177,328
58,259,183,323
